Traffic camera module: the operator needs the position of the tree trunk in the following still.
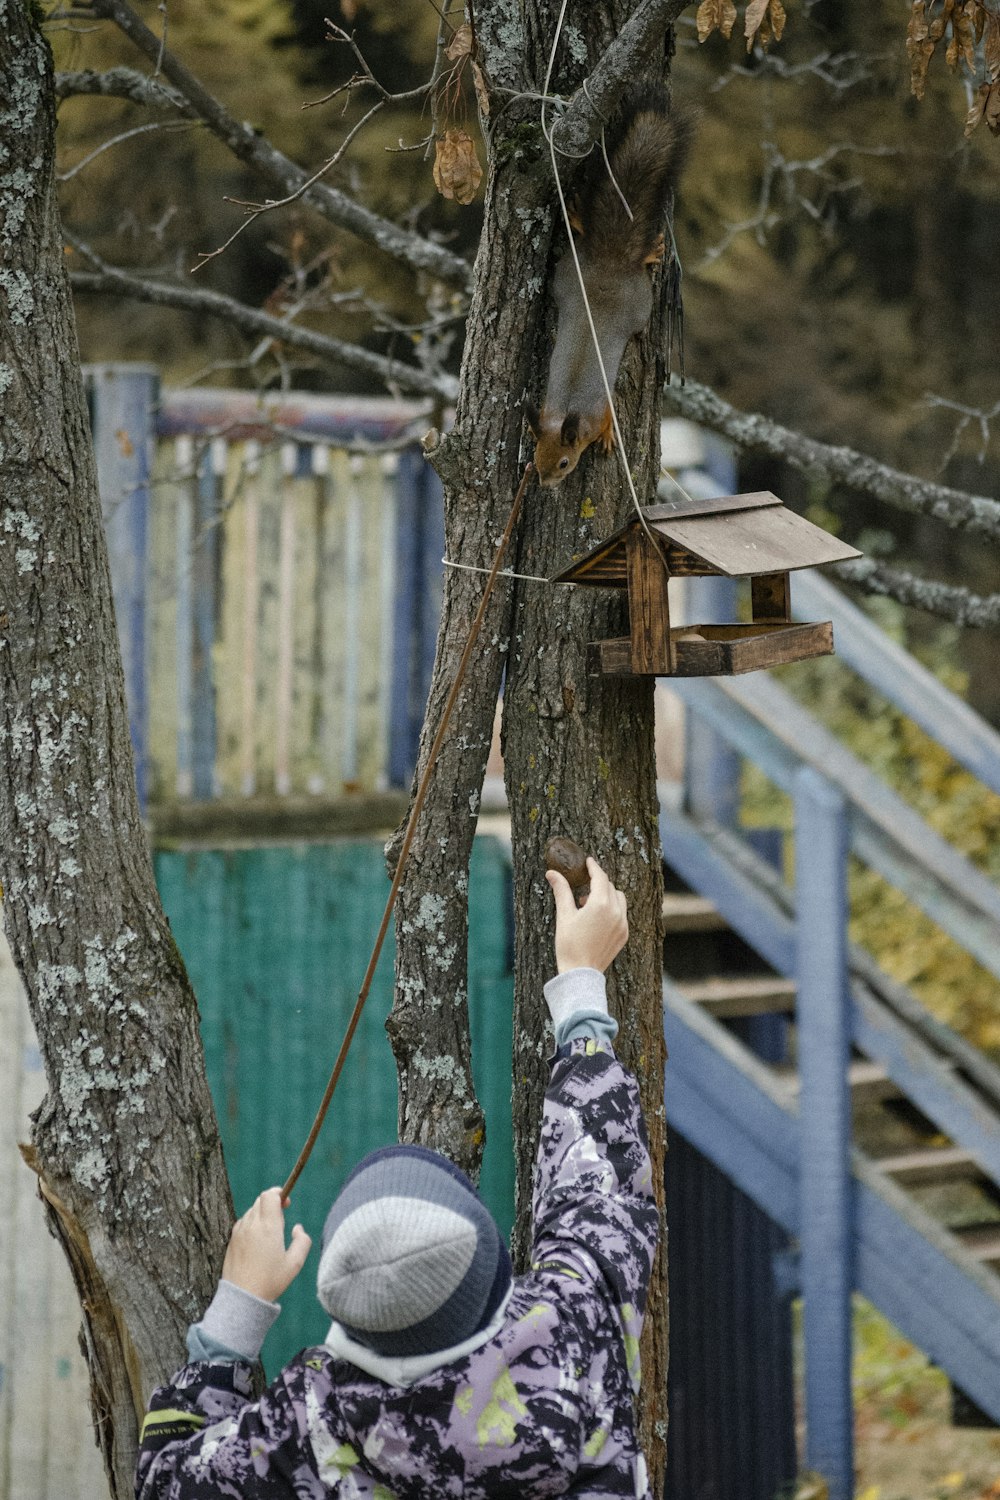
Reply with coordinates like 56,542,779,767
0,10,232,1495
389,3,671,1491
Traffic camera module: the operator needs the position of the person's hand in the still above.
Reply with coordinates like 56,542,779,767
221,1188,312,1303
545,856,628,974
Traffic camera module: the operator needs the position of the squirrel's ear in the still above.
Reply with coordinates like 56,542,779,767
560,413,580,447
524,400,541,440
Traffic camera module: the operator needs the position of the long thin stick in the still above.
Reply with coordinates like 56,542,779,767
282,462,534,1198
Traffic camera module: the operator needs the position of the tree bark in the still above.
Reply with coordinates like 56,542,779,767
0,10,232,1495
389,3,671,1491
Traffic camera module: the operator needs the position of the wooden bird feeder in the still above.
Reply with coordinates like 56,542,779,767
550,491,862,677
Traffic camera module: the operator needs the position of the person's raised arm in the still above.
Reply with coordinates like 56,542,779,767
531,857,659,1374
542,856,628,1049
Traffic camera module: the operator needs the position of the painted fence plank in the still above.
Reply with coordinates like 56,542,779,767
354,454,392,792
389,446,423,788
319,451,349,793
377,456,399,793
190,441,221,800
291,453,324,795
795,770,853,1500
275,445,299,796
87,365,157,812
174,435,195,799
253,446,287,795
146,438,182,801
214,442,251,798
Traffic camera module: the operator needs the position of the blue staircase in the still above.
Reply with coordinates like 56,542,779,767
661,571,1000,1498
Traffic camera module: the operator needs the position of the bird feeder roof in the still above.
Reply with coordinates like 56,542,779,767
551,491,861,584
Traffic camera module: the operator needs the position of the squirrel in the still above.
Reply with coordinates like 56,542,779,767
526,84,693,489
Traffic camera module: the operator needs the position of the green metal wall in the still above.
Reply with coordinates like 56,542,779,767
155,835,515,1374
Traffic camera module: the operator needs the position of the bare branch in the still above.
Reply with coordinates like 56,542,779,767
55,65,190,111
193,97,385,273
833,559,1000,629
549,0,692,160
73,0,474,293
662,378,1000,540
68,259,458,402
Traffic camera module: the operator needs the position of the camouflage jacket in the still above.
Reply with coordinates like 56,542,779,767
136,1040,659,1498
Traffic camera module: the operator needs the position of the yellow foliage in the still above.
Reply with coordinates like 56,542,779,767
742,647,1000,1059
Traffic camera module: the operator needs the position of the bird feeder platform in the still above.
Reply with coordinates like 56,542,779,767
550,491,862,678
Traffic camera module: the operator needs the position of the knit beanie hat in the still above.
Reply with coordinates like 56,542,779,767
317,1144,512,1358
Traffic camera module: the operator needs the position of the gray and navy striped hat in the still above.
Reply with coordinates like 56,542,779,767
317,1145,512,1357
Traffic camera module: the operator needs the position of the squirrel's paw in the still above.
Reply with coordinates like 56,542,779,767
643,233,666,266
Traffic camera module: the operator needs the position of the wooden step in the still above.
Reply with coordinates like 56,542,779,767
782,1060,897,1105
662,893,727,934
955,1225,1000,1267
677,975,797,1019
876,1145,981,1187
848,1060,899,1104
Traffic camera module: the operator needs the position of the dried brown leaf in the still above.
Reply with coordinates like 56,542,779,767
445,22,473,61
432,129,483,205
973,0,987,45
471,60,490,118
745,0,769,50
908,1,929,46
744,0,785,51
986,79,1000,133
985,11,1000,78
907,4,937,98
951,6,977,70
696,0,738,42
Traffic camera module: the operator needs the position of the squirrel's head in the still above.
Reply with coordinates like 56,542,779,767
525,404,590,489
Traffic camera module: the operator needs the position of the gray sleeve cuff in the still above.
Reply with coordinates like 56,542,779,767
188,1279,280,1363
555,1008,619,1050
543,968,608,1030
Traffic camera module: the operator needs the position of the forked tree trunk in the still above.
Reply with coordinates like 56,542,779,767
390,3,672,1490
0,11,231,1496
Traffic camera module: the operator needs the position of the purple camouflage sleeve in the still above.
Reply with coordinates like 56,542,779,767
135,1358,313,1498
530,1040,659,1373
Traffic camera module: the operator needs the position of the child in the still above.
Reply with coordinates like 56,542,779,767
136,857,659,1498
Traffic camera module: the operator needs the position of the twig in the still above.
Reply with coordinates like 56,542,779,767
193,98,384,272
58,117,195,181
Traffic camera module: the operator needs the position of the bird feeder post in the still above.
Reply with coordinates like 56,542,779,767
751,571,792,624
626,526,674,675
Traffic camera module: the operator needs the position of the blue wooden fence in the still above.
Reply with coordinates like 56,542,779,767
86,365,443,808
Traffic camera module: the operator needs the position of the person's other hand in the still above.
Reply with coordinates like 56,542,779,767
545,856,628,974
221,1188,312,1302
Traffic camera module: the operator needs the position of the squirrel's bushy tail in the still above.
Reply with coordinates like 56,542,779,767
575,82,694,269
